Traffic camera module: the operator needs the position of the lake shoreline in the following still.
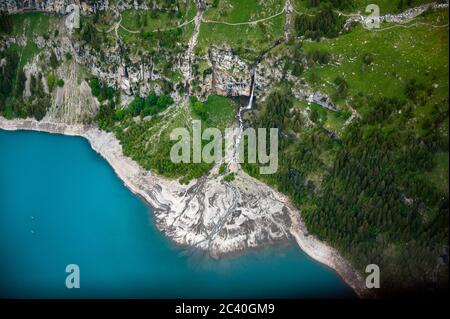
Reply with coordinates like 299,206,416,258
0,116,372,298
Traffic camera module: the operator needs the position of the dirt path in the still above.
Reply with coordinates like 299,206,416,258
341,1,449,31
119,17,196,34
284,0,294,41
202,7,286,26
183,0,206,97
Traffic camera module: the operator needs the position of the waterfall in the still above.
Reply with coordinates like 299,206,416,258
237,71,256,131
246,71,256,110
230,71,256,165
227,33,286,168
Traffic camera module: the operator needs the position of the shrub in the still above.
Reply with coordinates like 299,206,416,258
333,76,348,99
89,78,102,97
50,52,59,69
307,49,330,65
47,73,56,91
362,52,374,65
219,164,227,174
224,173,235,182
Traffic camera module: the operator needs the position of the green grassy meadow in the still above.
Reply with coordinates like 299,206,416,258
198,0,285,61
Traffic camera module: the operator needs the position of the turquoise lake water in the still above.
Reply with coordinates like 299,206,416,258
0,129,355,298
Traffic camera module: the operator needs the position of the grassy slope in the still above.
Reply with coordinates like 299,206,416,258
293,0,437,14
301,10,448,106
115,95,237,183
298,9,449,192
117,22,194,55
352,0,437,13
0,13,58,118
1,13,58,69
6,12,52,36
118,0,196,59
295,100,348,134
197,0,285,61
121,0,197,31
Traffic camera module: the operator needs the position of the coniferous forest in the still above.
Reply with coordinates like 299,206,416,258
244,86,449,294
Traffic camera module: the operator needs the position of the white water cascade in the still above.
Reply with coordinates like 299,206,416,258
238,69,256,130
230,70,256,166
246,74,255,110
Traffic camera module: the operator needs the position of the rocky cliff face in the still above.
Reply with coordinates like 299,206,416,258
343,1,449,31
17,48,99,123
207,47,252,97
1,1,340,129
2,0,96,13
1,1,292,105
2,5,187,106
0,0,151,14
188,45,294,104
